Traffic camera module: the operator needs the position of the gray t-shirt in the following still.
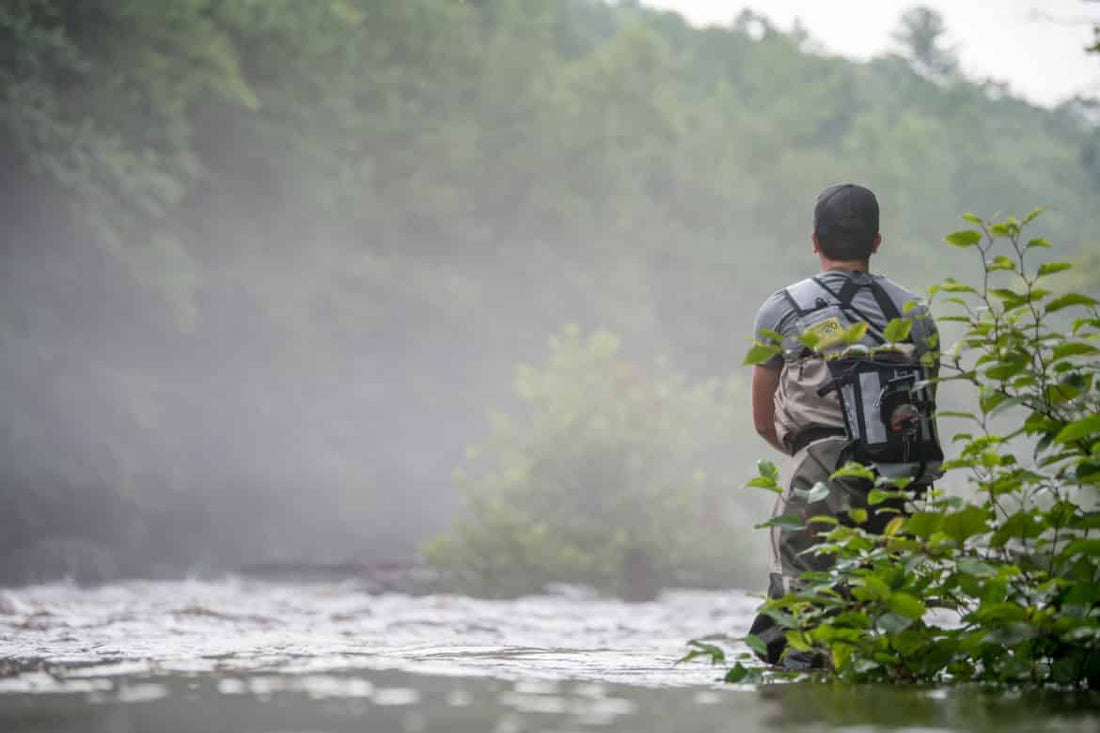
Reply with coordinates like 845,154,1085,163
752,270,938,368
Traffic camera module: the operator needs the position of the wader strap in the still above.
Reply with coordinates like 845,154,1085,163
787,426,847,454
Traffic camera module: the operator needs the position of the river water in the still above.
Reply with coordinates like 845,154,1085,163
1,579,1097,732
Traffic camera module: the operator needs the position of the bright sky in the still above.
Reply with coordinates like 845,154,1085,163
644,0,1100,107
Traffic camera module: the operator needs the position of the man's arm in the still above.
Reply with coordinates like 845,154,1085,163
751,364,785,453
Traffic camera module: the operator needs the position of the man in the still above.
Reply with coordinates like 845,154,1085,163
746,183,940,667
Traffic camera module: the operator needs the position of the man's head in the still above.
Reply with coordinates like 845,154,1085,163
812,183,880,262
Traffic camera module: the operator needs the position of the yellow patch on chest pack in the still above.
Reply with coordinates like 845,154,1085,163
804,316,846,350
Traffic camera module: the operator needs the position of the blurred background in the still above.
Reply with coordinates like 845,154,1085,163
1,0,1098,594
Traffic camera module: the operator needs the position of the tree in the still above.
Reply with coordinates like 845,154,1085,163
891,6,958,81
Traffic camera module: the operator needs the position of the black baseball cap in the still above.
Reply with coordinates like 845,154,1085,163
814,183,879,238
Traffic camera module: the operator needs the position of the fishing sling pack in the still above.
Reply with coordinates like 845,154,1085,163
776,275,943,483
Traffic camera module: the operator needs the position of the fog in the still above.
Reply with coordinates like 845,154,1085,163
2,0,1098,592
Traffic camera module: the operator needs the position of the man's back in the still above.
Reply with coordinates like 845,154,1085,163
753,269,938,454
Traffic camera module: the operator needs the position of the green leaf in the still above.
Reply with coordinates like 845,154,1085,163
852,575,890,601
904,512,943,539
724,662,750,683
973,602,1026,624
745,476,781,494
1037,262,1073,277
784,630,813,652
807,515,840,526
757,460,779,481
989,255,1017,272
978,388,1014,415
804,481,830,504
1070,512,1100,530
1052,342,1100,361
1073,318,1100,334
756,329,783,343
962,213,984,225
989,288,1022,302
1054,415,1100,444
842,322,869,345
1046,293,1099,314
1023,208,1045,224
876,613,914,634
796,479,827,501
957,557,997,576
767,609,798,629
744,343,782,365
1026,237,1051,249
756,514,804,531
945,230,982,247
1026,288,1051,303
942,505,991,545
883,318,913,343
887,592,926,619
678,640,726,665
1064,539,1100,556
742,634,767,656
939,281,976,294
848,508,868,524
832,462,875,481
884,516,904,537
991,510,1044,546
985,360,1027,380
937,410,977,421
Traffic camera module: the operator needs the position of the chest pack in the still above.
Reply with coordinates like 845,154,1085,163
776,275,943,483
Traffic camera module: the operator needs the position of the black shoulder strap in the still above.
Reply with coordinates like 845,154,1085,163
837,277,861,307
811,276,886,345
868,280,903,323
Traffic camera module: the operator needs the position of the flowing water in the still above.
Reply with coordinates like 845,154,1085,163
1,579,1097,731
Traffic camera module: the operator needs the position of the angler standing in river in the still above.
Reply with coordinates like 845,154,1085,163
745,184,944,669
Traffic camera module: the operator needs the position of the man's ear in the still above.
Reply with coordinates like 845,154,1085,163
871,233,882,254
811,232,820,254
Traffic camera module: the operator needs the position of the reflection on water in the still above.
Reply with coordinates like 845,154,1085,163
1,580,1098,732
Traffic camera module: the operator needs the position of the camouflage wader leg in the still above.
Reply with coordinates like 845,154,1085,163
747,436,905,665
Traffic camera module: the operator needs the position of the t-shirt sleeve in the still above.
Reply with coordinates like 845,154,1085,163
751,290,789,370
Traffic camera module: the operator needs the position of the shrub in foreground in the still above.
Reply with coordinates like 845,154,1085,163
707,211,1100,687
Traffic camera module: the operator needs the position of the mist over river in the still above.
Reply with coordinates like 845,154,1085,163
1,580,1098,732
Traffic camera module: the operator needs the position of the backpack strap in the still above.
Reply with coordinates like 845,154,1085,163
780,288,804,317
836,277,862,308
810,276,887,345
868,279,903,324
773,287,805,337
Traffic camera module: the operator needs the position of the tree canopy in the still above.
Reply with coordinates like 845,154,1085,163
1,0,1098,580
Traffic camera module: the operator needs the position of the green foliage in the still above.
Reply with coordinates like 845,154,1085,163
726,212,1100,687
424,326,760,598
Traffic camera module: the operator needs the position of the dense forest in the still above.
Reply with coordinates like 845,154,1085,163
2,0,1098,586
